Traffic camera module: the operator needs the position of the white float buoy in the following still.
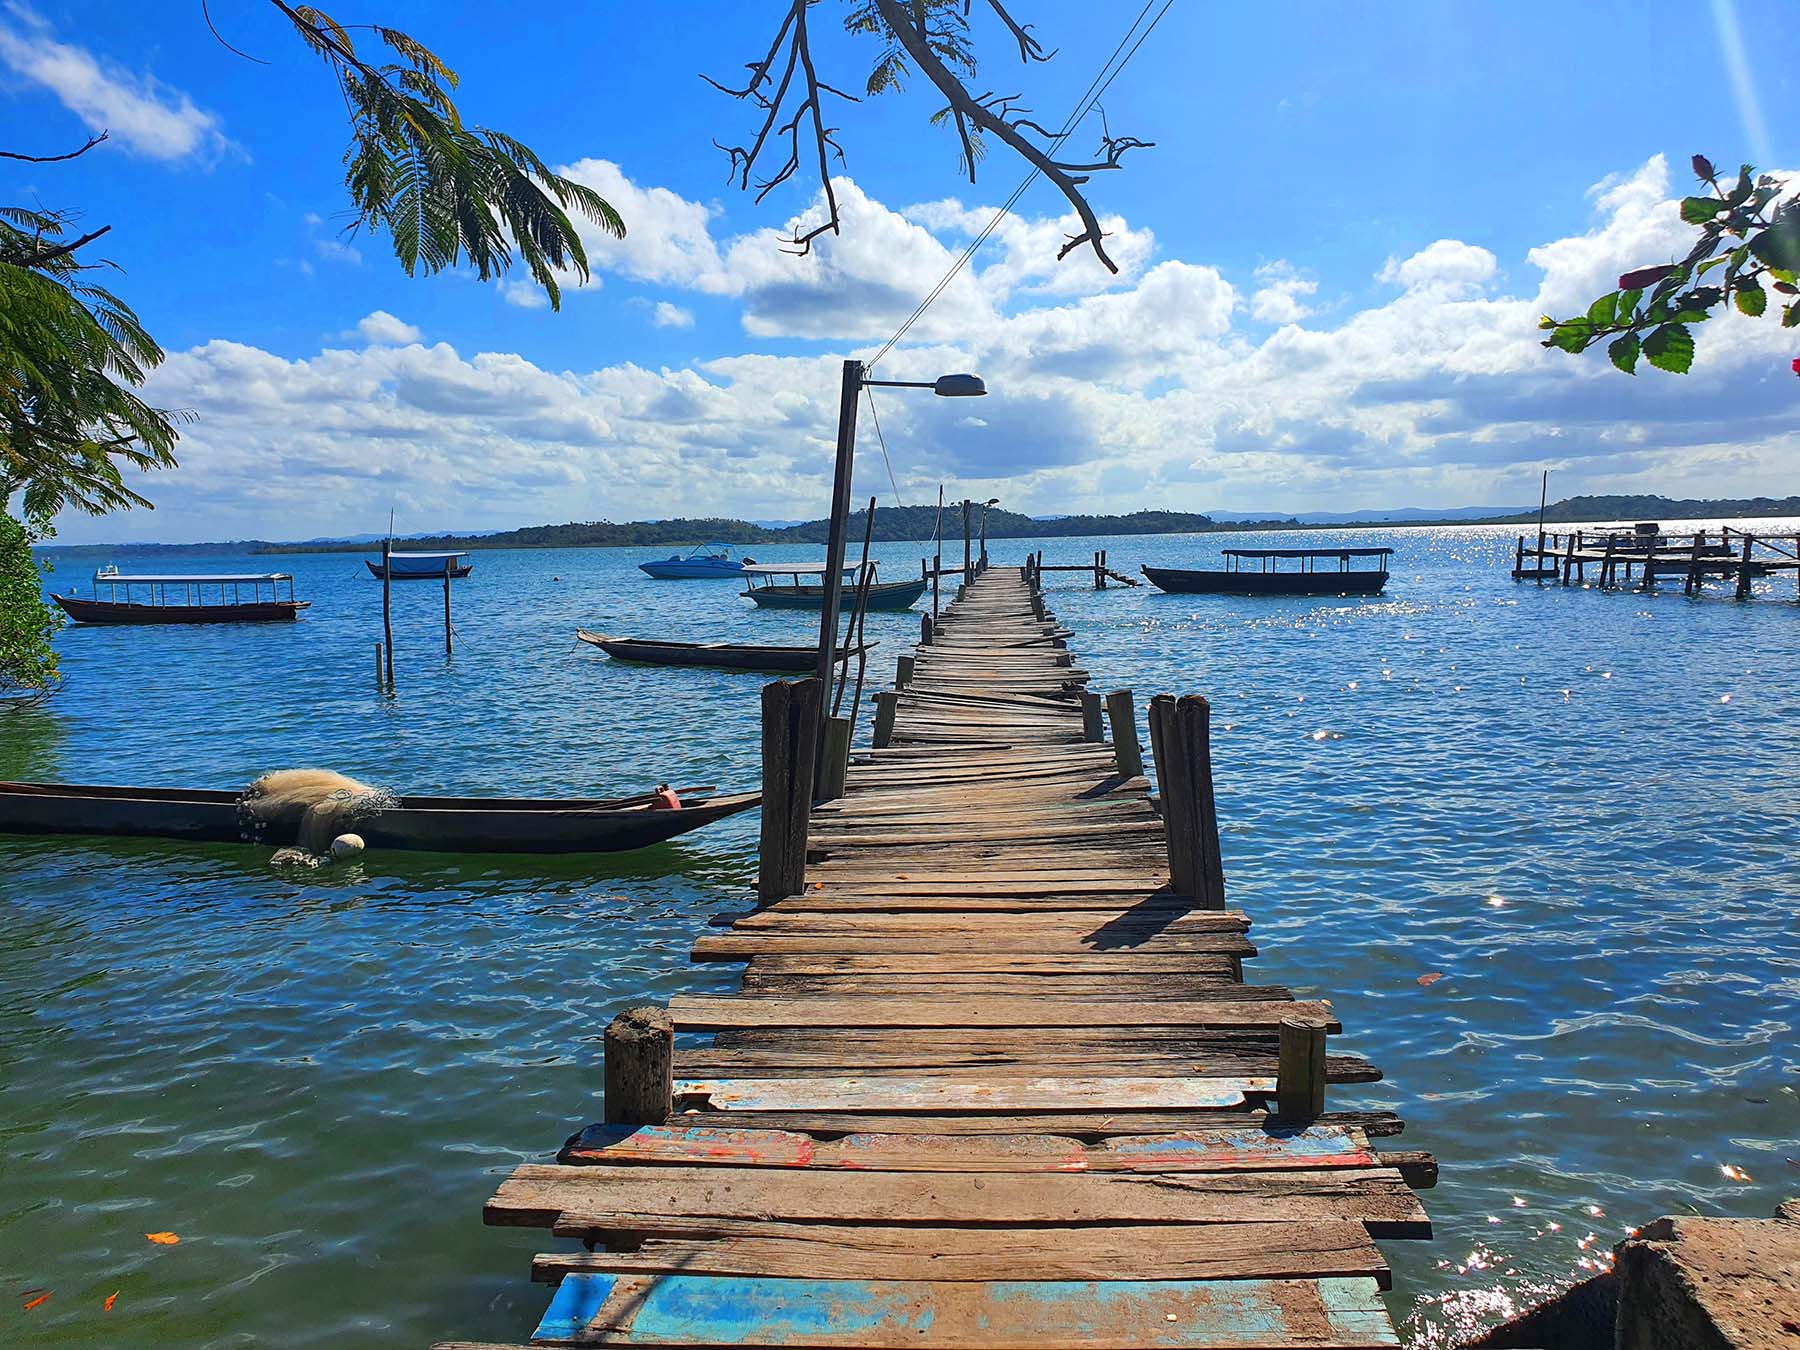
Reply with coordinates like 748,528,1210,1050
330,833,366,860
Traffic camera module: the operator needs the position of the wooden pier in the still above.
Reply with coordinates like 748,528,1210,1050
1513,525,1800,599
446,564,1433,1349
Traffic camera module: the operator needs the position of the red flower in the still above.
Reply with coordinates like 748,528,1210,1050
1619,264,1676,290
1792,357,1800,377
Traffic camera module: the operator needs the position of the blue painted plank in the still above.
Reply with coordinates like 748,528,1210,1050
532,1272,1398,1346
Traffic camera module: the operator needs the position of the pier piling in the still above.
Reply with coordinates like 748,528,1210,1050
603,1006,673,1127
1104,688,1143,778
757,677,823,901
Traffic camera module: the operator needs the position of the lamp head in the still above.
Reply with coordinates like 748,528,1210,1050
985,497,1000,506
931,373,987,398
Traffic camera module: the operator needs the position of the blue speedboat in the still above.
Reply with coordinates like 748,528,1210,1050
638,543,750,580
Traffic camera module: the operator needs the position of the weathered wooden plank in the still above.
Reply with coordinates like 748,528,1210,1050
668,996,1332,1032
528,1271,1398,1346
674,1074,1269,1112
690,933,1259,961
675,1048,1379,1085
531,1221,1392,1287
556,1122,1383,1176
667,1109,1409,1139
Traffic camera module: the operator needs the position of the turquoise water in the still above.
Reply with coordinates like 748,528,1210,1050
4,526,1797,1345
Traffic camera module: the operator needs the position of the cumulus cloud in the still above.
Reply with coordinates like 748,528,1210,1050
316,238,362,266
56,156,1799,543
652,301,694,329
356,311,421,346
0,4,230,160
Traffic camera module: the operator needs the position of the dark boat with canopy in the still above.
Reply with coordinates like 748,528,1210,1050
740,562,927,611
1143,548,1393,597
0,780,759,854
53,568,309,624
576,630,872,672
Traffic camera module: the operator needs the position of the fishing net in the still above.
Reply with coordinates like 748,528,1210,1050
238,769,398,855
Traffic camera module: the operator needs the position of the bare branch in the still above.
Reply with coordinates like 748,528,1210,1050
984,0,1055,62
8,224,113,268
201,0,271,63
872,0,1127,272
0,131,109,163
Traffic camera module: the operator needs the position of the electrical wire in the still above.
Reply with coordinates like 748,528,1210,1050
863,386,906,510
867,0,1174,368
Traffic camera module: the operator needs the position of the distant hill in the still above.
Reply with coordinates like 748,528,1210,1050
1476,494,1800,526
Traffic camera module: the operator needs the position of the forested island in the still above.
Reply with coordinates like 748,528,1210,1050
40,494,1800,557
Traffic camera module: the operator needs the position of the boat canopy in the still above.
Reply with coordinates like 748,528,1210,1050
741,562,863,575
93,571,295,584
1220,548,1393,559
386,550,470,561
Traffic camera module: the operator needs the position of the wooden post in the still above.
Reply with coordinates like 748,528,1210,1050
1600,537,1616,588
1277,1017,1327,1118
1104,689,1142,778
962,498,972,593
1736,531,1755,600
1686,532,1704,596
872,691,899,750
818,715,852,802
895,654,914,689
1080,691,1104,743
374,642,383,686
921,613,934,646
603,1006,673,1126
757,677,823,902
932,556,941,617
1560,532,1576,585
381,537,395,686
1152,694,1226,908
443,557,454,656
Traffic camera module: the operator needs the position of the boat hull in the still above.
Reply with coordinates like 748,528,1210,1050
53,596,309,624
0,781,759,854
576,632,867,672
366,561,473,580
638,560,745,579
1142,565,1389,597
744,578,928,611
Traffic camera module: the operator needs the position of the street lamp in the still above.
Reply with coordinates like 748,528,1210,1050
814,360,986,697
978,497,999,569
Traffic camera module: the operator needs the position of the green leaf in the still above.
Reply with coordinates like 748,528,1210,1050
1607,332,1640,374
1784,302,1799,329
1697,254,1728,275
1615,286,1643,321
1749,210,1800,271
1546,320,1594,353
1735,282,1767,317
1727,166,1753,206
1642,322,1695,373
1585,292,1618,326
1681,195,1725,224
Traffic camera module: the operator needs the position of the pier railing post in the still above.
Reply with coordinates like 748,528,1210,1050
818,714,852,802
1735,532,1754,600
921,613,934,646
1151,694,1226,908
758,677,824,901
604,1006,673,1126
1081,691,1104,743
1277,1017,1327,1118
1104,689,1143,778
896,654,914,688
873,690,899,749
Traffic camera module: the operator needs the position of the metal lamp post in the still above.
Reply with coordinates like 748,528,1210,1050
813,361,986,696
978,497,999,570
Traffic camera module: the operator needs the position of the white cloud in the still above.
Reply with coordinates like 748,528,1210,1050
356,311,421,346
0,4,230,160
1378,239,1498,292
316,238,363,266
56,156,1799,543
557,157,730,292
1250,261,1318,324
652,301,694,329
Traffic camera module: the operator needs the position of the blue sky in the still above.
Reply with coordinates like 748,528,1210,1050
4,0,1796,542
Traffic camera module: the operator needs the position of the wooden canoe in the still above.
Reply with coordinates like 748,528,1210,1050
576,631,873,673
1141,564,1389,597
0,781,759,854
53,595,309,624
744,577,927,611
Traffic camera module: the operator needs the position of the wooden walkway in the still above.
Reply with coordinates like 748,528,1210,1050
447,565,1433,1349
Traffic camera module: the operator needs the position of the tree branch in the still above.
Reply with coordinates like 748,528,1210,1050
9,225,113,269
872,0,1126,272
0,131,109,163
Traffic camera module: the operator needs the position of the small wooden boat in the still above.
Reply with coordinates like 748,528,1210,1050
741,563,926,611
54,568,309,624
366,550,472,580
0,781,759,854
639,543,750,580
1143,548,1393,597
576,631,873,672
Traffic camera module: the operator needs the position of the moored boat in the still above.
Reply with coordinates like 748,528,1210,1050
638,543,750,579
366,550,473,580
576,630,873,672
741,562,926,611
1143,548,1393,597
0,780,759,854
54,568,310,624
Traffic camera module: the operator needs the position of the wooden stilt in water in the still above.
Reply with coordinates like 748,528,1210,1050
1278,1017,1327,1118
374,641,383,687
1600,537,1616,588
1686,532,1704,596
1736,532,1755,600
1514,535,1525,580
381,536,395,686
1105,689,1142,778
1561,533,1576,585
758,677,824,902
603,1006,673,1126
443,557,454,656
